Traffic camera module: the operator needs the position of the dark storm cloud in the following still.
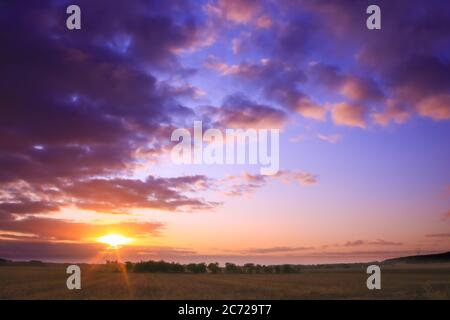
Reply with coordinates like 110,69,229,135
0,175,218,218
201,93,287,129
0,1,195,177
61,175,218,212
0,1,218,217
204,57,327,120
0,0,203,180
0,201,59,215
282,0,450,123
207,0,450,125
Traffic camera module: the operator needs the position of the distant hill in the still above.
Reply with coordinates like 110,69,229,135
0,258,12,265
0,259,45,266
384,251,450,264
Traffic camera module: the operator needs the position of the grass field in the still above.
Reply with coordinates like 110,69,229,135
1,264,450,299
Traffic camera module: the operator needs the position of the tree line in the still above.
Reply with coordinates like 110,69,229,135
113,260,301,274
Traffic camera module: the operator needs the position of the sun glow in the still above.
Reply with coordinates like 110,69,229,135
98,234,132,248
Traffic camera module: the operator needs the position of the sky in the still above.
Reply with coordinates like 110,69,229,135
0,0,449,265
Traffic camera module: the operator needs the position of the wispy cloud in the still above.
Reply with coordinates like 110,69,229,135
221,170,318,196
289,135,306,143
343,239,403,247
241,246,313,254
317,133,342,144
425,233,450,238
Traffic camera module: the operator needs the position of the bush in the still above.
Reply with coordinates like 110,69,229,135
125,261,133,272
114,260,301,274
133,260,185,273
207,262,221,273
225,262,240,273
186,263,207,273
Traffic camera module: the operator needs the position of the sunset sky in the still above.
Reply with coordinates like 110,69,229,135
0,0,449,264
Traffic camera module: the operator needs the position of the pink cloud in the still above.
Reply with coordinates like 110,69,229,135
372,99,411,126
332,103,366,128
294,98,327,121
256,15,273,29
290,171,318,186
417,94,450,120
204,56,244,75
205,0,261,24
339,76,383,102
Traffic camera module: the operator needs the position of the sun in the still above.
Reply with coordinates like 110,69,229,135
98,234,132,248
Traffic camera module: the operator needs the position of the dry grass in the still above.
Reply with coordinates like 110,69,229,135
1,264,449,299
